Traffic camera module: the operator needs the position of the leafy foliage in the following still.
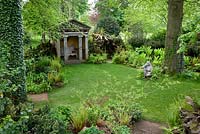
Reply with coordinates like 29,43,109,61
26,72,52,94
0,0,26,103
113,125,131,134
87,53,107,64
90,33,125,57
23,0,63,35
70,107,88,133
27,106,67,134
79,126,103,134
96,17,120,36
112,46,163,68
95,0,128,27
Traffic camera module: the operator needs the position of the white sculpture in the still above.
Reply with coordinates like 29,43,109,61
143,61,153,78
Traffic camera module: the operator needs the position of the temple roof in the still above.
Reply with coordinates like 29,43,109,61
59,19,91,32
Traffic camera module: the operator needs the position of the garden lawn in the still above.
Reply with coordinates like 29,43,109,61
36,64,200,123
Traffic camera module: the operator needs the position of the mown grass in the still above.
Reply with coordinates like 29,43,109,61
35,64,200,123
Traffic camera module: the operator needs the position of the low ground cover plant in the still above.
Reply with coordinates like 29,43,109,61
112,46,164,68
25,55,64,94
113,46,200,80
87,53,107,64
68,99,142,134
164,96,200,134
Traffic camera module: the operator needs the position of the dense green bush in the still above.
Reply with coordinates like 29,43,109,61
87,107,100,126
96,17,120,36
0,115,29,134
112,50,129,64
27,106,67,134
164,97,200,134
50,57,62,72
113,46,166,79
0,102,34,134
108,101,142,125
0,104,70,134
26,72,52,94
113,125,131,134
48,57,64,87
127,23,145,48
113,46,165,68
51,106,71,122
176,70,200,80
128,37,144,48
79,126,103,134
25,56,64,93
146,29,166,48
70,107,88,133
90,33,125,57
87,53,107,64
112,46,157,68
35,56,51,73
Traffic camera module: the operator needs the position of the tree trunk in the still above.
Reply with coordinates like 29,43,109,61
0,0,27,104
163,0,184,74
42,32,46,43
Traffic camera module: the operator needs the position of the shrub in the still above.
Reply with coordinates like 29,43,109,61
51,106,71,122
146,29,166,49
112,50,129,64
176,70,200,80
127,23,145,48
26,72,52,94
87,53,107,64
0,102,34,134
87,107,100,126
180,96,200,134
127,51,137,66
113,125,131,134
96,17,120,36
27,105,67,134
70,107,88,133
128,37,144,48
165,99,183,133
108,101,142,125
48,72,64,87
50,57,62,72
90,33,125,57
0,115,29,134
79,126,103,134
35,56,51,73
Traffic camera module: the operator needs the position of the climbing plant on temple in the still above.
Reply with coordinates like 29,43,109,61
0,0,27,104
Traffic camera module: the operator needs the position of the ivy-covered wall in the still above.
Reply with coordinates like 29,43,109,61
0,0,27,103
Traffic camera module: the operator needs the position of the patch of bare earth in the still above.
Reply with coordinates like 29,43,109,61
28,93,48,102
132,120,164,134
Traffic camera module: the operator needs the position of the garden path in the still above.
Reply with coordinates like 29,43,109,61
133,120,164,134
28,93,48,102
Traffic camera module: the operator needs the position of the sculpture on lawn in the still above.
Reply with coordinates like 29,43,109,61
143,61,153,78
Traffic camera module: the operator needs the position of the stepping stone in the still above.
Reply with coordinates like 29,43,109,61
28,93,48,102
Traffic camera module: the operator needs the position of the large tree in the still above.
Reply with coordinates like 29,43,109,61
95,0,129,27
163,0,184,74
0,0,26,103
23,0,63,42
61,0,88,19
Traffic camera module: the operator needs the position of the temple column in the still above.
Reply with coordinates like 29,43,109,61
56,39,61,58
64,35,68,63
85,35,89,60
78,35,83,60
